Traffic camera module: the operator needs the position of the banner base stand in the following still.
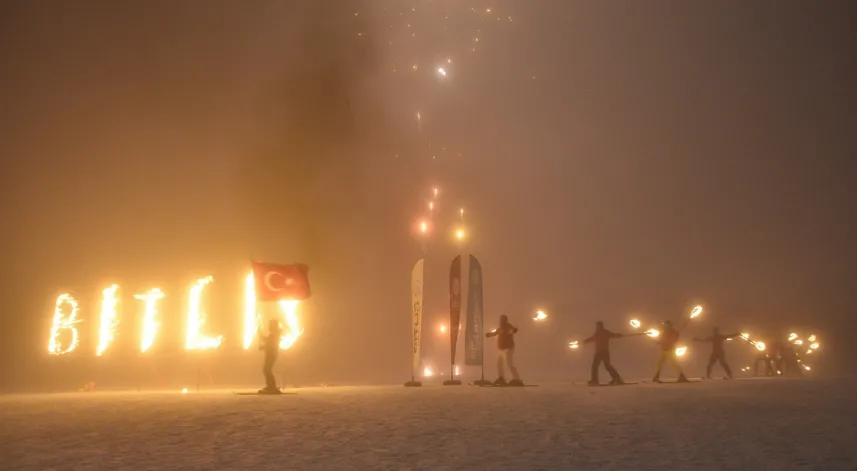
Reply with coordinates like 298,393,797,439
404,381,423,387
471,379,492,386
443,379,462,386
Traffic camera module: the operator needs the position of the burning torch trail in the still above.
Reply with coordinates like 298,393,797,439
48,294,81,355
244,273,260,350
96,285,120,356
186,276,222,350
277,300,303,350
135,288,165,353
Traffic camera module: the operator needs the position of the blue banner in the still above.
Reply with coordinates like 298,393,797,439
464,255,483,366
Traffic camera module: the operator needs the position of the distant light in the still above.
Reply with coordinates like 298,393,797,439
439,324,447,334
423,367,434,377
181,388,188,394
532,310,548,321
437,67,447,77
629,319,641,329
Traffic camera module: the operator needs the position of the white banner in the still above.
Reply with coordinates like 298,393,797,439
411,259,424,377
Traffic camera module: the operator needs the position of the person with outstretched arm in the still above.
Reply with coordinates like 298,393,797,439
653,320,689,383
584,321,625,386
485,314,523,386
693,327,740,379
258,319,283,394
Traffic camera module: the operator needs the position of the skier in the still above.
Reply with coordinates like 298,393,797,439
693,327,740,379
258,319,283,394
485,315,523,386
583,321,625,385
652,320,689,383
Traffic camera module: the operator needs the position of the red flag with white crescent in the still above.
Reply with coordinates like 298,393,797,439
251,261,311,302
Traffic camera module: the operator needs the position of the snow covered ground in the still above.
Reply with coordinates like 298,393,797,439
3,378,856,470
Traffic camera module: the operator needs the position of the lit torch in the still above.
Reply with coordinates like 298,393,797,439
630,319,641,329
533,310,548,321
96,284,120,356
48,294,80,355
568,340,580,350
646,329,660,338
690,305,703,319
675,346,688,357
185,276,222,350
135,288,164,353
788,333,798,342
243,273,260,350
808,334,817,342
277,300,303,350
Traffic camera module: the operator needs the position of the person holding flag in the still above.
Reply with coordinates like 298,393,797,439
250,261,311,394
584,321,626,386
652,320,690,383
693,327,740,379
486,315,523,386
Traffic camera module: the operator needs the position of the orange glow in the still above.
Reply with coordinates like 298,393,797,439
689,305,703,318
243,273,259,350
277,300,303,350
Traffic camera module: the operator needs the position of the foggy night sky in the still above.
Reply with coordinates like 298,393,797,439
1,1,855,390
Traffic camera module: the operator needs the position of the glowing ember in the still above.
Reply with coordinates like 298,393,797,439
788,333,798,341
808,334,817,342
423,366,434,377
646,329,660,338
419,220,429,234
439,324,447,333
533,310,548,321
277,300,303,350
802,364,811,371
809,342,819,350
568,340,579,349
629,319,641,329
793,339,804,346
135,288,164,353
48,294,80,355
185,277,222,350
243,273,260,350
689,305,703,318
806,349,813,354
754,341,766,351
675,346,688,357
455,228,466,240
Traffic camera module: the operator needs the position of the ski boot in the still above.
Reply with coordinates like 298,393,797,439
492,377,507,387
508,379,524,387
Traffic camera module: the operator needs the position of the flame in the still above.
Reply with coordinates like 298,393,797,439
243,273,260,350
455,228,466,240
533,310,548,321
277,300,303,350
788,333,798,341
568,340,579,349
793,339,803,346
809,342,819,350
802,364,811,371
181,388,188,394
806,349,812,354
808,334,817,342
135,288,164,353
419,220,429,234
689,305,703,319
48,294,80,355
96,284,120,356
629,319,641,329
740,332,750,340
754,341,766,351
675,346,688,357
185,277,222,350
439,324,447,333
646,329,660,338
423,366,434,377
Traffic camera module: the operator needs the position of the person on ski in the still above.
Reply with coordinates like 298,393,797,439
485,314,523,386
653,320,689,383
584,321,625,385
258,319,283,394
693,327,740,379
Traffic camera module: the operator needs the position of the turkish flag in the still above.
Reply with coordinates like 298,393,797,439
251,261,311,302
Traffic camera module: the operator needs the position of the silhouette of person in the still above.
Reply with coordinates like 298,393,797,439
694,327,740,379
486,315,523,386
653,320,689,383
259,319,283,394
584,321,625,385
